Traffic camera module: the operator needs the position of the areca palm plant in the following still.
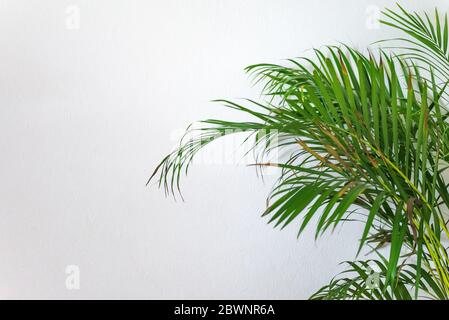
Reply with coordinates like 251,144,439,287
150,4,449,300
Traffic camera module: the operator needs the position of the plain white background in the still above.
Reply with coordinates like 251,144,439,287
0,0,447,299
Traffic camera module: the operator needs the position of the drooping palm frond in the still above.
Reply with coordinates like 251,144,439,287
310,258,448,300
151,6,449,299
381,5,449,92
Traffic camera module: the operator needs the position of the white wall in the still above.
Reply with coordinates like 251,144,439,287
0,0,446,299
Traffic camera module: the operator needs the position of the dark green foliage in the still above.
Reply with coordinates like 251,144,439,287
150,5,449,299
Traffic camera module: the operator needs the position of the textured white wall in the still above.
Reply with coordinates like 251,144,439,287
0,0,446,299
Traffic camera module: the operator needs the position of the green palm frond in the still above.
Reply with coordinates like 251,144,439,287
310,258,448,300
151,5,449,299
381,5,449,92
